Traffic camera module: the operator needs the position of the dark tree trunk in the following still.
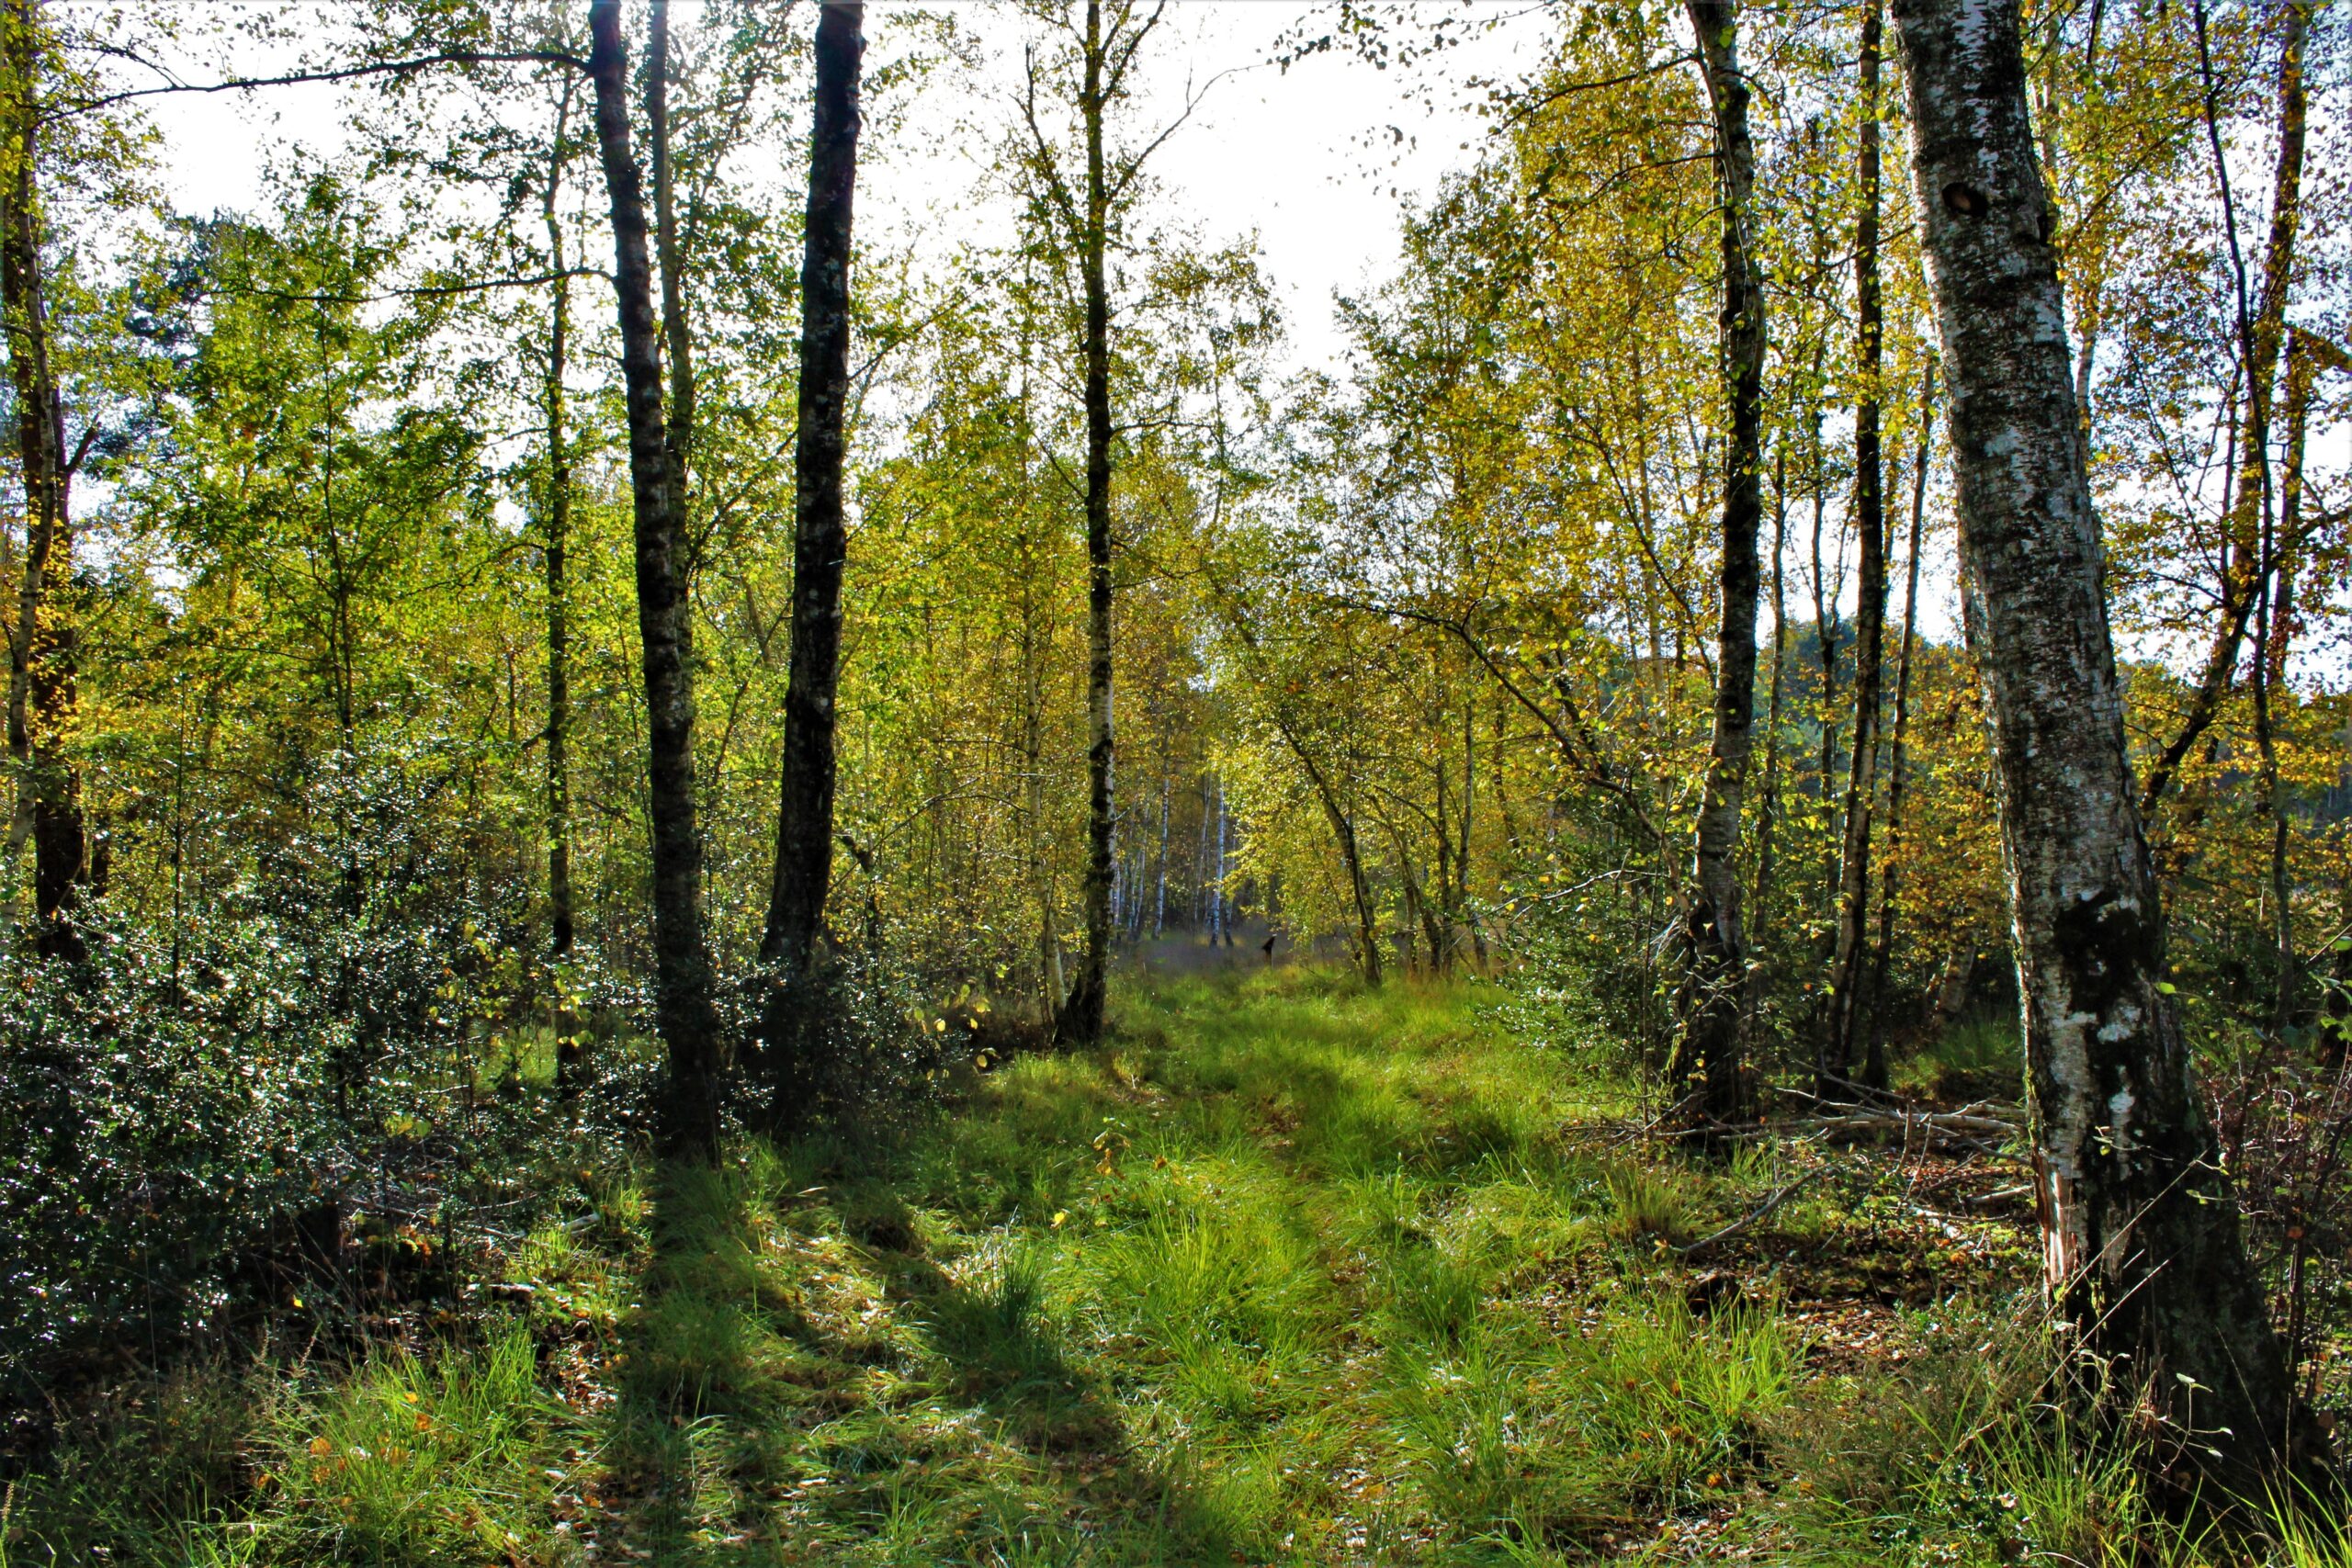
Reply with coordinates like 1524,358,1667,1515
1869,360,1934,1076
1894,0,2324,1496
0,0,83,962
1664,0,1766,1142
540,84,582,1089
1806,395,1836,811
1747,446,1787,1022
2264,333,2321,1032
2137,0,2308,820
1826,0,1888,1098
1295,739,1380,987
589,0,720,1158
1060,0,1115,1045
763,0,865,1122
648,0,695,543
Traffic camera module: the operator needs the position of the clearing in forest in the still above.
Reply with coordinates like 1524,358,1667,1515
28,971,2159,1566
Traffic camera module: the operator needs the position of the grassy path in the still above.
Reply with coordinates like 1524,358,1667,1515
30,968,2295,1566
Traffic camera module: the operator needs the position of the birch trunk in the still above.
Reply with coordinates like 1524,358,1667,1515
589,0,720,1157
0,0,83,961
1893,0,2320,1494
1826,0,1888,1096
539,82,582,1089
763,0,865,1121
1059,0,1116,1044
1664,0,1766,1139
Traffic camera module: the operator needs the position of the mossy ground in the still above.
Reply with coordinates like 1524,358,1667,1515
8,968,2346,1565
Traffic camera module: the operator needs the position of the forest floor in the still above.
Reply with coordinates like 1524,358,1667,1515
16,968,2330,1566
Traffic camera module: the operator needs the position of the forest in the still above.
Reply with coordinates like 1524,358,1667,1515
3,0,2350,1561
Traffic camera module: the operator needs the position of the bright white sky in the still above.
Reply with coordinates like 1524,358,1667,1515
136,0,1542,382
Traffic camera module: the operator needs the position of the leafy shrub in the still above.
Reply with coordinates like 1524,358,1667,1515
0,755,656,1400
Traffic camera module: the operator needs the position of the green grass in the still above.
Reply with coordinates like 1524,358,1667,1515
1894,1014,2023,1102
6,967,2341,1565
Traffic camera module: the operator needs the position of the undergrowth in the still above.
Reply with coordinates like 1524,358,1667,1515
6,967,2346,1565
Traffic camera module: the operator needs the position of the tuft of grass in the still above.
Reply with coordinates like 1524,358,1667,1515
256,1319,571,1566
1603,1161,1700,1246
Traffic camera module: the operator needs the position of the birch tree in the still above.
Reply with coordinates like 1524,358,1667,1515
1893,0,2324,1495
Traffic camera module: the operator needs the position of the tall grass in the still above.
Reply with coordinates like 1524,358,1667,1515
9,968,2341,1566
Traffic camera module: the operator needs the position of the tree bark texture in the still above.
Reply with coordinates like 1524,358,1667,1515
1826,0,1888,1097
649,0,695,536
763,0,864,1119
0,0,83,961
589,0,720,1158
1893,0,2319,1495
540,82,581,1086
1060,0,1116,1045
1664,0,1766,1139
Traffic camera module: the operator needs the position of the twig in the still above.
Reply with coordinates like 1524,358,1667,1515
1676,1165,1833,1257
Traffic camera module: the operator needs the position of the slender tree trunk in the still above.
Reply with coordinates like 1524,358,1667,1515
1461,695,1485,965
1060,0,1116,1043
1826,0,1889,1097
1747,446,1789,1028
1894,0,2321,1494
1868,360,1933,1077
1152,773,1169,938
0,0,82,961
1211,777,1227,945
1665,0,1767,1141
589,0,720,1158
1929,942,1972,1037
2265,336,2317,1033
649,0,695,540
763,0,864,1120
1807,395,1836,809
1290,734,1380,985
2138,0,2309,819
540,85,582,1090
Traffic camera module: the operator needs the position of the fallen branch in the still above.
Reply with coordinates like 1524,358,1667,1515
1676,1165,1834,1257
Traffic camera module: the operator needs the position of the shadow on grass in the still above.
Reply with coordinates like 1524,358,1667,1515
597,1155,1247,1565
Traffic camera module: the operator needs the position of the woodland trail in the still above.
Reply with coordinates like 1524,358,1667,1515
15,969,2086,1565
505,970,2041,1564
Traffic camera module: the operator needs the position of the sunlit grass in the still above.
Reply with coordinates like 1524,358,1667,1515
8,966,2338,1566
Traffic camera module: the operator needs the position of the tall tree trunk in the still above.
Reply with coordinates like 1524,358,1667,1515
648,0,695,539
2138,0,2309,819
1868,359,1934,1077
1060,0,1116,1043
1152,773,1169,938
1826,0,1889,1097
2263,334,2317,1033
1747,446,1788,1023
540,83,582,1089
1665,0,1766,1141
0,0,83,962
1894,0,2321,1495
1211,776,1227,945
763,0,865,1121
589,0,720,1158
1288,732,1380,986
1806,392,1836,809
